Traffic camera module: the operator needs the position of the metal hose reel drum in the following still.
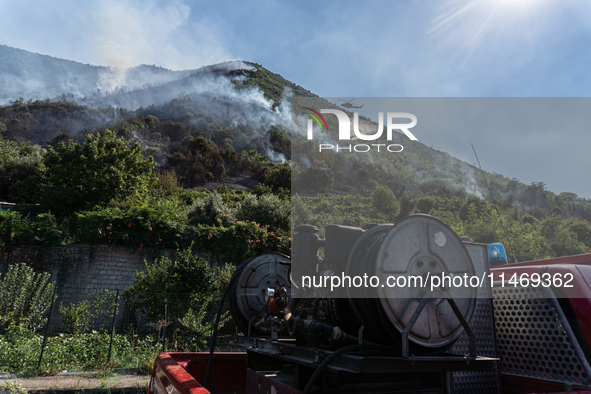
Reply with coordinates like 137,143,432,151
229,252,291,334
347,215,477,354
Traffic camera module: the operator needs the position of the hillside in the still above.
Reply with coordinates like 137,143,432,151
0,45,194,104
2,47,591,263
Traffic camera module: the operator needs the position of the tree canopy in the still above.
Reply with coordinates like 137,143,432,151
38,130,154,214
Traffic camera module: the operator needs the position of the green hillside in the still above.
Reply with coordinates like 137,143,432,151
1,48,591,263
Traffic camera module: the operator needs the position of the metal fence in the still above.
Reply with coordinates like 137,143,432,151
35,288,228,369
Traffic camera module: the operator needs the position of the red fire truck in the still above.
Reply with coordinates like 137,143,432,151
148,216,591,394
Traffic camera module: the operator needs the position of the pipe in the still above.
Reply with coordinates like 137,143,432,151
203,257,252,388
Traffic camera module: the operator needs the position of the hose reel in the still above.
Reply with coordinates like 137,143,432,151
347,215,477,353
229,215,478,355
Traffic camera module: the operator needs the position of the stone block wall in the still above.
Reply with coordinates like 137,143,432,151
0,244,213,332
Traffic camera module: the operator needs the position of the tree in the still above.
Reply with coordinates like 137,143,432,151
298,165,334,192
188,192,236,227
166,136,225,187
38,130,154,215
122,249,217,321
371,185,400,216
237,194,291,231
264,162,291,190
0,139,44,203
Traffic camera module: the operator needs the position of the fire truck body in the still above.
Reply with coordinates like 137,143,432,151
148,216,591,394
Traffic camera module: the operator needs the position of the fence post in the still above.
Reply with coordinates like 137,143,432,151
107,289,119,363
163,293,170,353
210,292,216,339
37,286,57,369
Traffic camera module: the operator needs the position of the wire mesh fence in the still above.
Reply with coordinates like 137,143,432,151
23,288,232,373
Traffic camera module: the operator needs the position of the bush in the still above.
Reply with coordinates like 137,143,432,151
371,185,399,216
60,289,118,334
38,130,154,215
298,165,333,191
0,211,69,247
188,192,236,227
0,210,31,247
193,221,291,263
0,263,54,332
216,262,235,293
252,183,273,196
122,248,217,321
0,139,44,203
76,197,189,249
237,194,290,231
291,194,311,228
176,294,230,350
264,162,291,190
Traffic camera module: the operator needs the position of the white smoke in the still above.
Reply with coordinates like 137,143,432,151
462,165,484,198
93,0,232,90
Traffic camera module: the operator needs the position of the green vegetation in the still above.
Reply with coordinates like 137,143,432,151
0,211,68,248
0,326,159,377
0,249,236,377
295,192,591,263
0,139,43,202
60,290,118,335
234,63,316,106
0,263,54,332
38,130,154,215
123,249,231,350
123,249,217,321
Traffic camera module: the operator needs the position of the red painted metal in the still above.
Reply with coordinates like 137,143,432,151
149,254,591,394
148,352,247,394
501,375,591,393
492,256,591,394
498,253,591,269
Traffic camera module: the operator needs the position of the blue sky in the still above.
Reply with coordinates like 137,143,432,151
1,0,591,195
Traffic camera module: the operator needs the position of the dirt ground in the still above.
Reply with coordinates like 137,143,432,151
0,371,150,393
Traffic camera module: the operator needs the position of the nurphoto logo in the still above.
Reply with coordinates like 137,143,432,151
305,108,418,153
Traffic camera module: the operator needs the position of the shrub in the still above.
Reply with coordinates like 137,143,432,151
0,263,54,332
193,221,291,263
371,185,400,216
188,192,236,227
298,165,333,191
216,263,235,293
60,289,118,334
76,197,189,249
0,210,31,247
176,294,230,350
122,248,217,321
291,194,311,228
0,139,44,203
252,183,273,196
237,194,290,231
264,162,291,190
38,130,154,215
0,211,69,247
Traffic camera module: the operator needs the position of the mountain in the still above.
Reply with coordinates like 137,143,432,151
1,46,590,228
0,45,194,104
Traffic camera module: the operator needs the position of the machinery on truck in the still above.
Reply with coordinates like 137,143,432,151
148,215,591,394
